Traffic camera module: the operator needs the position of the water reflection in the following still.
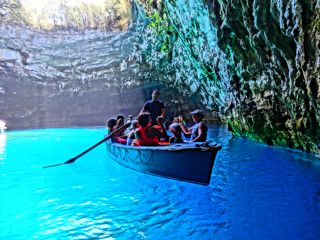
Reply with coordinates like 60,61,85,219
1,127,319,239
0,134,6,155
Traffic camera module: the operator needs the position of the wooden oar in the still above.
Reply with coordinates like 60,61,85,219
42,123,130,169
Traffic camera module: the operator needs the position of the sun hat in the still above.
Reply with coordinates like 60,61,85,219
190,109,205,117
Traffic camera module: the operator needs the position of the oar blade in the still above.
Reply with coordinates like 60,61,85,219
42,163,64,169
42,157,76,168
64,157,77,164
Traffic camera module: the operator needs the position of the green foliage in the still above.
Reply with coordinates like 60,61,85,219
227,117,318,152
1,0,131,31
0,0,26,24
147,9,175,56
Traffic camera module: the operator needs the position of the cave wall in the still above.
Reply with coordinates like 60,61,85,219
0,26,148,129
0,1,319,152
0,24,200,129
133,0,320,152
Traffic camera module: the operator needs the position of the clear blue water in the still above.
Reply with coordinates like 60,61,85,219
1,125,319,239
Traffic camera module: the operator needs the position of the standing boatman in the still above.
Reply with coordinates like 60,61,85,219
140,90,166,126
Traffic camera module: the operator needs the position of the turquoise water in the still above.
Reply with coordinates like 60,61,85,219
0,125,319,239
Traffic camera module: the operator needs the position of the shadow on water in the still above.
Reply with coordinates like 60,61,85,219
0,125,319,239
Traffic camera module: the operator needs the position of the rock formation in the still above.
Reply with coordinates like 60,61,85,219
133,0,319,152
0,26,148,128
0,24,198,129
0,0,319,153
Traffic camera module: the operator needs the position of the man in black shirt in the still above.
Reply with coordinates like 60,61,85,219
140,90,166,125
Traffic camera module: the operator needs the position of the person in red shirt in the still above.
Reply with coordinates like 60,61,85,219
132,112,167,146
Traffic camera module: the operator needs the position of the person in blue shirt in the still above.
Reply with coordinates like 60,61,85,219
140,90,166,125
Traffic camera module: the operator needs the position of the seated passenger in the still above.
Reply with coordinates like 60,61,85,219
115,114,125,131
106,118,116,134
178,114,186,126
179,109,208,142
177,114,190,140
106,118,127,144
126,120,139,146
126,115,133,123
169,122,184,143
117,114,129,138
132,113,167,146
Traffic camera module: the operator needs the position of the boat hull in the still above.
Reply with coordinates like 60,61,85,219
105,142,221,185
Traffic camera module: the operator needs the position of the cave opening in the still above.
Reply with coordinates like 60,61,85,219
1,0,133,31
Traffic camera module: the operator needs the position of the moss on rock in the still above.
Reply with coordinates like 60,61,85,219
133,0,320,153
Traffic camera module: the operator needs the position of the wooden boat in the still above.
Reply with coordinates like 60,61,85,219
105,141,222,185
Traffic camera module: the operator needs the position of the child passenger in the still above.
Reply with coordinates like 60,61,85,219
126,115,133,123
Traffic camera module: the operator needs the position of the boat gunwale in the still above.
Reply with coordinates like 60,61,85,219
106,142,222,152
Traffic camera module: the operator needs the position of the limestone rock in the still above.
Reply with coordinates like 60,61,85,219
134,0,320,152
